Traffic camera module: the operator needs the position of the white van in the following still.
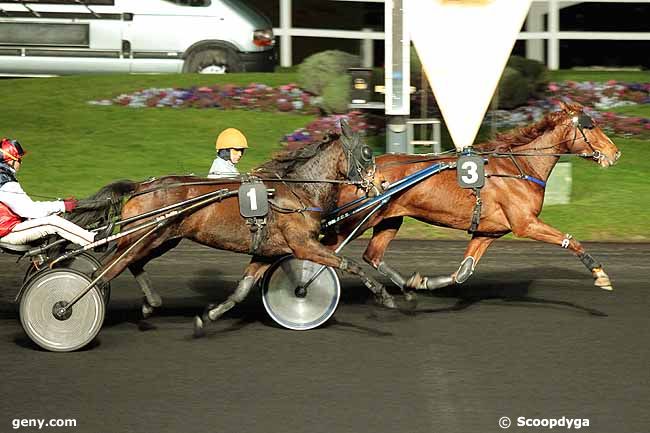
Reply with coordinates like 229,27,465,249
0,0,275,75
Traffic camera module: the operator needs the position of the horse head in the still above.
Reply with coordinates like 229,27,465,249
255,120,375,190
337,119,375,187
557,101,621,168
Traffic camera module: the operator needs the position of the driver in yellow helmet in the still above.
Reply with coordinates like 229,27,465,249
208,128,248,179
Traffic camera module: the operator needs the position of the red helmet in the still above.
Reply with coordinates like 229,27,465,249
0,138,25,164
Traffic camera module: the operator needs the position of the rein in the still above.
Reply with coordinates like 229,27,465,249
130,176,366,198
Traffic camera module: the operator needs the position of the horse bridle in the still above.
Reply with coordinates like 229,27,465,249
570,112,608,164
341,135,376,191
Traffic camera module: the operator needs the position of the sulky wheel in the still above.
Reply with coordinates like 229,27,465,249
20,268,105,352
23,252,110,304
261,255,341,330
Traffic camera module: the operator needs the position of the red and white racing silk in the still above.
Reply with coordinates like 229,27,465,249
0,202,20,237
0,181,65,218
0,180,93,245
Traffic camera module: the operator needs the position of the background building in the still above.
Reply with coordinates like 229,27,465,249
245,0,650,69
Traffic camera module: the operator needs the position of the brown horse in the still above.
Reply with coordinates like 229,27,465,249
322,102,621,296
70,123,398,334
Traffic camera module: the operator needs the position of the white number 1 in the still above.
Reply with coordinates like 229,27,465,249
461,161,479,184
246,187,258,211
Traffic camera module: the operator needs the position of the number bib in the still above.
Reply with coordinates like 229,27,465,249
457,155,485,189
238,182,269,218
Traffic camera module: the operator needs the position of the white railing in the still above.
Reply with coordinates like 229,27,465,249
274,0,650,70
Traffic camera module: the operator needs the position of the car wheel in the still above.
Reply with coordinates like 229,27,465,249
184,48,242,74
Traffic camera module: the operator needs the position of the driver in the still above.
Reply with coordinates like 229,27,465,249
208,128,248,179
0,138,97,246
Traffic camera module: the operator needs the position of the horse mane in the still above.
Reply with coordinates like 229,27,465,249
66,180,138,228
477,109,571,152
254,133,340,177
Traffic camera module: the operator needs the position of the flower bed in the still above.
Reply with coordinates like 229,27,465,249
488,81,650,138
90,80,650,146
89,83,321,114
89,83,379,147
281,111,377,150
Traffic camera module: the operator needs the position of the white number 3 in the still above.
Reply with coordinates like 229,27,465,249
461,161,479,184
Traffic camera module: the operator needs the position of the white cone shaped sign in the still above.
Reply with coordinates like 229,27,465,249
405,0,532,150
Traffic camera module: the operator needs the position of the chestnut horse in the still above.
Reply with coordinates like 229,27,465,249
70,123,397,334
322,102,621,296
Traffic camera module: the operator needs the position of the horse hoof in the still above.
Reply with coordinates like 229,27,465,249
593,269,613,291
380,296,397,309
404,291,418,303
142,302,154,319
193,316,206,338
399,297,418,313
597,282,614,291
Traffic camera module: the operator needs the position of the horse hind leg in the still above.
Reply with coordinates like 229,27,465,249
193,259,270,337
340,257,396,309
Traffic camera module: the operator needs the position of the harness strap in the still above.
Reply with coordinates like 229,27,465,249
486,173,546,188
268,200,322,214
132,177,364,198
246,217,267,255
468,188,482,234
522,175,547,188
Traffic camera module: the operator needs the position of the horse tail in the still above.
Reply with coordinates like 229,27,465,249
67,180,138,228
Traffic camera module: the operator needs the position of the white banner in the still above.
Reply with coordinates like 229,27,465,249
406,0,532,150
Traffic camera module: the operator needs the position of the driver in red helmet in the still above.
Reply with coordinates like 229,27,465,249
0,138,97,246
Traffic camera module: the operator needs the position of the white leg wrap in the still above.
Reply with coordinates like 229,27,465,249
561,234,573,249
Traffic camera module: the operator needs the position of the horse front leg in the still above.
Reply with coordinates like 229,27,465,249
287,237,397,309
129,238,183,318
510,217,613,290
405,235,499,290
130,266,161,318
193,258,271,337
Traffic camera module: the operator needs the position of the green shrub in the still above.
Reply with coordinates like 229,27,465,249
297,50,359,96
507,55,547,95
322,75,352,114
496,67,529,109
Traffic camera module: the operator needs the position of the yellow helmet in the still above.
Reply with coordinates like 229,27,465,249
215,128,248,150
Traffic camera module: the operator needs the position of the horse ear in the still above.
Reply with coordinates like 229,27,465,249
558,100,569,112
340,119,353,139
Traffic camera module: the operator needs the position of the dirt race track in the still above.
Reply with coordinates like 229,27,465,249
1,240,648,433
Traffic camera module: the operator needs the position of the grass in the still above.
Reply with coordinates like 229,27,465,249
541,138,649,241
609,105,650,117
0,71,648,241
0,73,309,197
